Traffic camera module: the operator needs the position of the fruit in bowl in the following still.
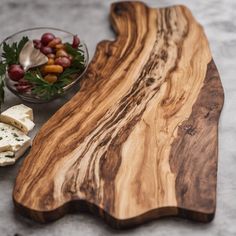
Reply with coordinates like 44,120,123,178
0,28,88,104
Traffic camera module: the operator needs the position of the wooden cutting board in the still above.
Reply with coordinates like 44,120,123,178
13,1,224,228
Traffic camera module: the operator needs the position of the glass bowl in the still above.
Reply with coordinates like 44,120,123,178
0,27,89,103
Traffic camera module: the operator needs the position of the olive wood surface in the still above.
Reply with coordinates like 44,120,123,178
13,1,224,228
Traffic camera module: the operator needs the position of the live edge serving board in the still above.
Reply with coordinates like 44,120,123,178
13,1,224,228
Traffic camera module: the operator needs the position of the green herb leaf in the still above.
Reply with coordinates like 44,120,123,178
24,69,72,100
58,67,80,80
0,62,6,75
2,43,17,65
2,36,29,65
65,43,85,71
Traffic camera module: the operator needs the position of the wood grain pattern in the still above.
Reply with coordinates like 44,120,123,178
13,1,224,228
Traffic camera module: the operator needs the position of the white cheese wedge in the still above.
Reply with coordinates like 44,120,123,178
0,123,31,166
0,122,31,152
0,104,34,134
0,143,30,167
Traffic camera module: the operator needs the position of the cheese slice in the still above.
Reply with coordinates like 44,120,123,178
0,151,15,166
0,143,30,167
0,104,34,134
0,105,34,166
0,122,31,152
0,123,31,166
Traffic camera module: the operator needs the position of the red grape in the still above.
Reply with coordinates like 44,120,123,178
55,57,71,68
40,46,53,55
41,33,55,46
8,65,24,81
48,37,62,48
72,35,80,48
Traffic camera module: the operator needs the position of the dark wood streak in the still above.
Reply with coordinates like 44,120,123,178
169,60,224,222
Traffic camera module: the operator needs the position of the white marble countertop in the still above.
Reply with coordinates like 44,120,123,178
0,0,235,235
